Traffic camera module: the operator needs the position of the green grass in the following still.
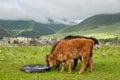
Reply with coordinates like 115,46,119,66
46,32,118,39
44,23,120,39
46,21,120,39
55,13,120,39
0,45,120,80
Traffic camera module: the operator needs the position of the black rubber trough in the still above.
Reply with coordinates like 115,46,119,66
20,64,50,73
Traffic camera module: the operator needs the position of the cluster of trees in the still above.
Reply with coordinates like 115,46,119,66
99,37,120,45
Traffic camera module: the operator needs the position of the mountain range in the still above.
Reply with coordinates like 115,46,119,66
0,13,120,39
0,20,65,38
56,13,120,39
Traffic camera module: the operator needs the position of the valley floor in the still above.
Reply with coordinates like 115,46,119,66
0,45,120,80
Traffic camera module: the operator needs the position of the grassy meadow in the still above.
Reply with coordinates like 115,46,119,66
0,45,120,80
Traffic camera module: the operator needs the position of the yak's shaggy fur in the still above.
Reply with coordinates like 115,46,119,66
46,38,94,74
64,35,100,49
63,35,100,70
49,35,100,70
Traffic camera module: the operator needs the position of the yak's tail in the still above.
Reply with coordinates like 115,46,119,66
89,37,100,49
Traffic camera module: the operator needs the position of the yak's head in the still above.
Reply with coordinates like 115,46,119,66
46,54,59,68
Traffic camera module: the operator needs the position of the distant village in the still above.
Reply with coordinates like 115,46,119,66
0,37,60,46
0,36,120,46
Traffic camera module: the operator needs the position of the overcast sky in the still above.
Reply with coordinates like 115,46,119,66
0,0,120,23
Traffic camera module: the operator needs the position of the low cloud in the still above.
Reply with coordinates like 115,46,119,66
0,0,120,23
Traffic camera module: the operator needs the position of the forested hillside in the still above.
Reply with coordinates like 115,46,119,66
0,20,65,38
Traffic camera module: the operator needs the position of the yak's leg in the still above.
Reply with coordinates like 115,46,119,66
88,48,93,72
79,57,89,70
61,62,65,73
78,56,89,74
78,57,89,71
72,57,82,71
66,59,71,73
55,61,60,69
88,57,93,73
72,59,78,71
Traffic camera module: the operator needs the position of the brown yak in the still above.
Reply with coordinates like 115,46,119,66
49,35,100,70
63,35,100,70
46,38,95,74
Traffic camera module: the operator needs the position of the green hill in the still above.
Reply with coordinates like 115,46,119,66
54,13,120,39
0,20,65,38
0,25,11,39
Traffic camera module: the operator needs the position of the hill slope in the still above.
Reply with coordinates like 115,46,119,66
56,13,120,38
0,20,65,38
0,25,11,39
